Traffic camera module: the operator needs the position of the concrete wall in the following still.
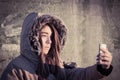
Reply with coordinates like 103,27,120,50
0,0,120,79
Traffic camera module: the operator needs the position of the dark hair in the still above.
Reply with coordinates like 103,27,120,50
29,14,67,80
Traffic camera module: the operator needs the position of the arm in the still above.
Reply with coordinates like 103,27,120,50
65,46,113,80
66,64,106,80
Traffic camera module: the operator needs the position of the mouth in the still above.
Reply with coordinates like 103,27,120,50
45,47,50,49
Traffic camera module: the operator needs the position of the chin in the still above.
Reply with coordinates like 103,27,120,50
43,51,49,55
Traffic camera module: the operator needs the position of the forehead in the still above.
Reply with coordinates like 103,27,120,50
40,25,52,34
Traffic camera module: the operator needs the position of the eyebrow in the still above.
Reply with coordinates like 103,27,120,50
40,32,49,35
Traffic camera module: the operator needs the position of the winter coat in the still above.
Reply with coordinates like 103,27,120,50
0,12,113,80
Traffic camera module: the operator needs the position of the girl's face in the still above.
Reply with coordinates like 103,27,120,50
40,25,52,55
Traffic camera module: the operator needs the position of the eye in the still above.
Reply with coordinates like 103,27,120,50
41,34,47,37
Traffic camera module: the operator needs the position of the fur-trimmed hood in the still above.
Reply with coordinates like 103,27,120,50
20,12,67,64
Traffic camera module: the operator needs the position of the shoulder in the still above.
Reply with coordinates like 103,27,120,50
12,55,36,68
0,59,22,80
0,55,35,80
2,55,35,74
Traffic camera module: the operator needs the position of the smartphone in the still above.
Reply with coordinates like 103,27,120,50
99,44,107,50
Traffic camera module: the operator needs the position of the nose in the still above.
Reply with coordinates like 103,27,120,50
46,37,52,44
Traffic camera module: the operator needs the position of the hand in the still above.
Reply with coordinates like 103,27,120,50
97,47,112,69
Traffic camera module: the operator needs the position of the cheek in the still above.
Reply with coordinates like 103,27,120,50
41,38,46,46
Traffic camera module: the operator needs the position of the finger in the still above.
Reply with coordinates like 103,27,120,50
98,59,110,65
99,53,112,60
96,53,106,61
96,57,100,61
97,56,109,63
99,50,112,59
97,50,105,58
97,54,112,63
101,56,110,62
97,59,105,65
99,50,103,54
100,53,110,59
100,48,111,55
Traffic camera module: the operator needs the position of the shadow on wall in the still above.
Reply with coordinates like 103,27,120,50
102,0,120,80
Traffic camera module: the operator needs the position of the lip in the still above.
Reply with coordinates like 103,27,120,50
45,47,50,49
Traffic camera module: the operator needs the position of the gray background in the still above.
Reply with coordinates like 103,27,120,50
0,0,120,80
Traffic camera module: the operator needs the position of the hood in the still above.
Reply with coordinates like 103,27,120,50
20,12,67,64
20,12,39,64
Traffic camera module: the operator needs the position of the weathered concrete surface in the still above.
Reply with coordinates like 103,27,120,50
0,0,120,79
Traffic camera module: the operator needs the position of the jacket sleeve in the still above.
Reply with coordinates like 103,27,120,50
0,66,24,80
97,64,113,76
65,64,107,80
